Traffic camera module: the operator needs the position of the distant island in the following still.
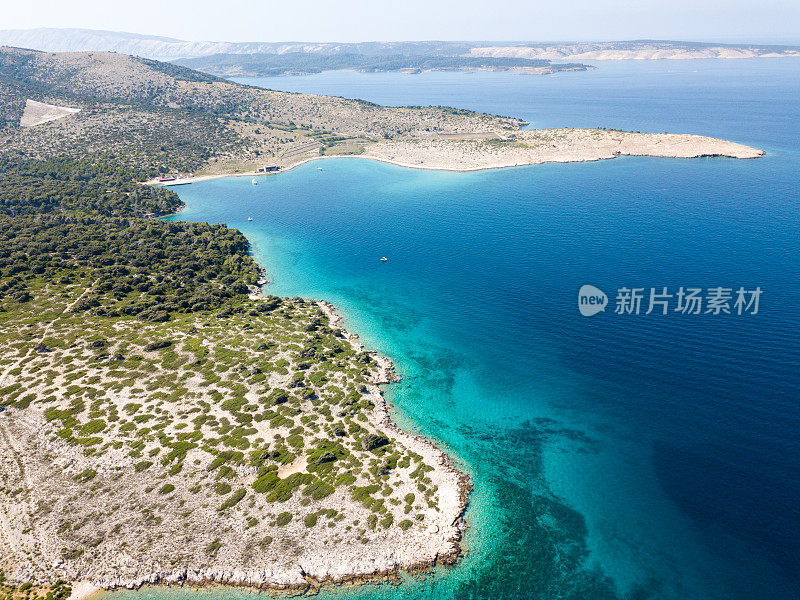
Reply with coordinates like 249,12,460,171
0,29,799,77
0,44,763,600
175,52,592,77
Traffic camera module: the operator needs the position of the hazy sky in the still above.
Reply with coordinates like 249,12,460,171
3,0,800,43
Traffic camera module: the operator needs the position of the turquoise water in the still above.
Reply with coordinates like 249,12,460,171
151,60,800,599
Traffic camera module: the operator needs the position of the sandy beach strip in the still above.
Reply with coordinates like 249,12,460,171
68,582,103,600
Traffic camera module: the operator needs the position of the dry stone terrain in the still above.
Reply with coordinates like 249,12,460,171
0,285,466,591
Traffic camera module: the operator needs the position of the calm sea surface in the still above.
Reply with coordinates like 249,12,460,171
146,59,800,599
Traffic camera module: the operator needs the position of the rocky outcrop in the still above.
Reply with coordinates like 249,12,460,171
362,128,764,172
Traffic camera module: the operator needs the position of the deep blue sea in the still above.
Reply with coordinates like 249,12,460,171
149,60,800,600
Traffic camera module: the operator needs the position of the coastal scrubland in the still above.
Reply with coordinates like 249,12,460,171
0,44,473,594
0,154,465,594
362,128,764,170
0,266,464,590
0,44,762,597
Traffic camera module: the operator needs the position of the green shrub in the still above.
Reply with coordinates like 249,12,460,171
267,389,289,405
275,512,292,526
351,484,379,504
302,479,335,500
252,471,279,494
219,489,246,511
75,436,102,446
73,469,97,483
362,433,389,451
206,539,222,556
208,450,244,470
144,340,172,352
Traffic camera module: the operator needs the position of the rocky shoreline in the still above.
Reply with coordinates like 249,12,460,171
39,298,470,599
362,129,765,171
317,300,472,562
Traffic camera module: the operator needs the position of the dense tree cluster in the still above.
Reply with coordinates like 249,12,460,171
0,156,180,217
0,215,260,321
0,78,28,134
0,157,261,321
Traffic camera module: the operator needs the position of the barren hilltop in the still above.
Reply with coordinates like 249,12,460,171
1,45,761,178
0,45,762,599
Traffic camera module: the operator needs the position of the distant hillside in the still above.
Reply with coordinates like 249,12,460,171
1,28,799,66
0,46,524,175
0,28,253,60
175,52,592,77
0,29,485,61
469,40,800,61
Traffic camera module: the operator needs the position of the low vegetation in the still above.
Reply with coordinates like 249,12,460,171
0,45,465,590
0,46,525,177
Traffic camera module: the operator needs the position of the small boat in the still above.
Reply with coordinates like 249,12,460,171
247,217,253,221
251,179,258,185
317,167,323,171
380,257,388,262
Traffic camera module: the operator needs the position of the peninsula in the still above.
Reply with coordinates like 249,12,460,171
0,44,762,599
